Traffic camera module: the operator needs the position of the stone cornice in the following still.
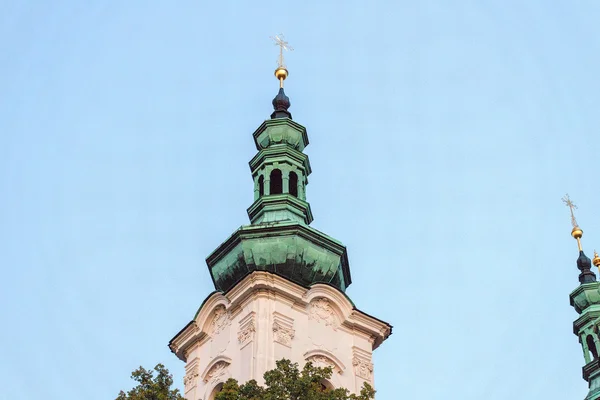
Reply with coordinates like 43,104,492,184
248,145,312,176
570,282,600,314
246,194,313,225
583,359,600,382
228,271,307,307
347,311,392,350
169,321,203,362
252,119,309,151
206,222,346,263
305,285,391,349
171,272,390,354
169,294,230,362
573,306,600,335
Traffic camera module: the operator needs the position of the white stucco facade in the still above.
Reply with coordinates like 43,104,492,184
169,271,391,399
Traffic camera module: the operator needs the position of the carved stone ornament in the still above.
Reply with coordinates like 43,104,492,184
211,305,230,335
238,321,256,345
204,361,229,384
352,357,373,381
308,298,338,329
307,355,335,371
273,321,295,346
183,366,199,392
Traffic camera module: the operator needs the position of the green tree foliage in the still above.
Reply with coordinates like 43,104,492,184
215,359,375,400
116,363,185,400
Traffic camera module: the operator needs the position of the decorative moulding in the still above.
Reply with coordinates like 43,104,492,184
183,359,199,393
308,297,339,330
251,118,309,152
169,272,392,361
231,274,390,344
183,340,201,360
237,312,256,347
307,355,337,372
194,294,230,323
272,312,295,347
210,305,231,335
204,362,228,384
169,322,202,361
201,356,232,385
246,193,313,225
303,349,346,374
248,145,312,176
573,308,600,334
352,346,374,383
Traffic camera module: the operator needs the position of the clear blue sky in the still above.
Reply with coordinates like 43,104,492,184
1,1,599,399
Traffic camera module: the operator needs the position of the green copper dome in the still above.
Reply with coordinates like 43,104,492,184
206,221,351,293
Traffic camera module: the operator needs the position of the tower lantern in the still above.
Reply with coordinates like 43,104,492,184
169,37,392,400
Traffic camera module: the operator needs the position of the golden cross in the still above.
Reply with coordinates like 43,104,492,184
562,193,579,228
270,34,293,68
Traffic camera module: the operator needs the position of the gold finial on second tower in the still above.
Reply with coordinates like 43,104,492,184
593,251,600,269
270,34,293,88
563,194,584,251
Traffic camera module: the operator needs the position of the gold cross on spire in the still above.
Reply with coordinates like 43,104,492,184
271,34,293,69
562,193,579,228
562,193,584,251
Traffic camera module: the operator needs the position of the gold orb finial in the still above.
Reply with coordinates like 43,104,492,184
593,250,600,268
275,67,288,87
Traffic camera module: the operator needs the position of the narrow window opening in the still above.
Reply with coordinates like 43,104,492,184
209,383,224,400
258,175,264,197
289,172,298,197
319,380,333,392
270,169,282,195
588,335,599,361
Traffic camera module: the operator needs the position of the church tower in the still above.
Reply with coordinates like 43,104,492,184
565,195,600,399
169,38,392,400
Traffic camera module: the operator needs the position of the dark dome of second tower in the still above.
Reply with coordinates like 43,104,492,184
271,88,292,119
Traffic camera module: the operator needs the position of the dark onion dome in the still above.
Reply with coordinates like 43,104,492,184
578,250,596,284
271,88,292,119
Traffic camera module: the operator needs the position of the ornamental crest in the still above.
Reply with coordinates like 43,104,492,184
183,365,198,392
238,321,256,345
307,355,336,371
273,321,295,346
211,305,230,335
352,357,373,382
308,298,338,329
204,361,229,384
